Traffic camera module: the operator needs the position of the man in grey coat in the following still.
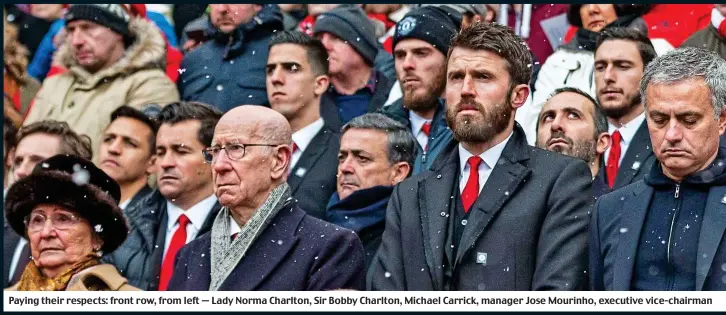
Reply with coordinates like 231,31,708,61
368,22,593,291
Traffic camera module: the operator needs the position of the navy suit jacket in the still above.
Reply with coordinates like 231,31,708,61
288,124,340,219
590,181,726,290
167,201,365,291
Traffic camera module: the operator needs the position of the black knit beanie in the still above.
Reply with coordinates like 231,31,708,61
393,6,459,57
65,4,132,38
313,5,378,66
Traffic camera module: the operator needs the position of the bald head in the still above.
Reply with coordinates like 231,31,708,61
216,105,292,145
211,105,293,218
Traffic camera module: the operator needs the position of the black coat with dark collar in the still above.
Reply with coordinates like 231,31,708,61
103,190,221,291
288,124,340,219
166,201,365,291
368,125,593,290
590,163,726,291
594,121,656,197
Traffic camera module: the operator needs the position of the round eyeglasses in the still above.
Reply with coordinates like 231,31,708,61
202,143,282,163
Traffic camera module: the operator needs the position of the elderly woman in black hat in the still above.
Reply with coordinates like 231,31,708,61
4,154,137,291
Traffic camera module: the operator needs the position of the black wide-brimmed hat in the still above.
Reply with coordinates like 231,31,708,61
4,154,128,253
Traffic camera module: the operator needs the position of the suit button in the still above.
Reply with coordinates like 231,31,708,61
461,220,468,226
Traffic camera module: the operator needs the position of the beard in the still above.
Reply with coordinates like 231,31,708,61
599,91,641,120
402,67,446,113
538,130,598,164
446,94,512,144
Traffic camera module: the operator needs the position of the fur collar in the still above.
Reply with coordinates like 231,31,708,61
54,17,167,85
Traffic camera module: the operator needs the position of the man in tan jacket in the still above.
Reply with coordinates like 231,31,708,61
25,4,179,163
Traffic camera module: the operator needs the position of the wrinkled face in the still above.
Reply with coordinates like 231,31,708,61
31,4,64,21
267,44,324,119
66,20,124,73
646,79,726,181
12,133,61,181
536,92,599,163
27,205,99,277
580,4,618,32
394,39,447,113
156,121,213,201
318,32,367,75
99,117,154,185
307,4,340,17
209,4,262,33
595,40,644,120
337,128,397,200
210,124,282,208
445,47,514,143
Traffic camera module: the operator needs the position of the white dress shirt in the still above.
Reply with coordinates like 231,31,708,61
458,132,513,194
290,118,324,169
229,215,242,237
605,113,646,167
119,199,131,210
409,111,433,149
163,195,218,259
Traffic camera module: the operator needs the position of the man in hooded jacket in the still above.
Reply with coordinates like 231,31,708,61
178,4,283,112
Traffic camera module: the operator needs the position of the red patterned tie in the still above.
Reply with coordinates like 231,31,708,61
292,142,299,154
159,214,189,291
461,156,483,213
606,130,622,189
421,122,432,151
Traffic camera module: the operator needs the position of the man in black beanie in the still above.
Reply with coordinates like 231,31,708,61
381,6,457,175
313,5,393,125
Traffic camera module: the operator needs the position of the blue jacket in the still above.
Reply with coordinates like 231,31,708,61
27,13,178,82
590,147,726,291
326,186,392,269
178,5,283,112
380,98,453,175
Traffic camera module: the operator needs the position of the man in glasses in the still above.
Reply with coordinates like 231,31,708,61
105,102,223,291
167,105,365,291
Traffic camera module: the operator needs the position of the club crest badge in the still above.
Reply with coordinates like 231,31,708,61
397,16,417,36
631,161,641,170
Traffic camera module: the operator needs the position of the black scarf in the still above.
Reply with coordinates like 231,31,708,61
565,14,642,52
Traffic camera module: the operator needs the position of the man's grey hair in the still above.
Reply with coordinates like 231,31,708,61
342,113,416,169
640,47,726,118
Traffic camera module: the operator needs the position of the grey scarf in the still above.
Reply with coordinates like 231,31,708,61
208,183,292,291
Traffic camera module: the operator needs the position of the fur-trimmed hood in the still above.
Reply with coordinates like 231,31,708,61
55,17,167,85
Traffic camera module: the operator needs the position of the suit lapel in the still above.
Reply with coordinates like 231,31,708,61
3,223,20,287
288,128,332,193
419,149,459,290
613,184,652,290
696,185,726,290
149,210,168,290
454,150,531,267
220,205,302,290
199,203,222,235
615,122,652,188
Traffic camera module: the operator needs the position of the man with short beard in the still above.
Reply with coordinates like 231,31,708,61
593,28,658,193
536,87,611,181
369,22,592,291
381,7,457,175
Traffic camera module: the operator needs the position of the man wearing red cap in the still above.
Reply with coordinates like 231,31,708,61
24,4,179,165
